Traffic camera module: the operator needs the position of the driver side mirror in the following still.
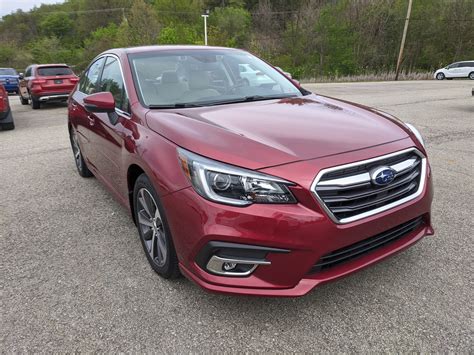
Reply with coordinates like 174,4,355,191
84,92,119,125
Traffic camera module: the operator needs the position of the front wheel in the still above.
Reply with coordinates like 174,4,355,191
20,95,28,105
133,174,180,279
469,72,474,80
436,73,445,80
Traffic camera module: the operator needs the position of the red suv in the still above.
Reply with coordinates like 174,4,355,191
19,64,78,109
0,84,14,130
68,46,434,296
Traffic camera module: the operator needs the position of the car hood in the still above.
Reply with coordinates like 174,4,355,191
0,75,18,80
145,94,410,170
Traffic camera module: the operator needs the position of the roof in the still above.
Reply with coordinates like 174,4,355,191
35,64,70,67
106,45,241,56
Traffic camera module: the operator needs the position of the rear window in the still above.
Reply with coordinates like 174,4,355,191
0,68,17,75
37,66,73,76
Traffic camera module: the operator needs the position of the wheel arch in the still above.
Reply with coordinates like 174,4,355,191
127,163,146,224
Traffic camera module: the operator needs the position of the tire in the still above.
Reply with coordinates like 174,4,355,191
30,95,40,109
1,122,15,130
436,73,445,80
20,95,28,105
469,72,474,80
70,128,93,178
133,174,180,279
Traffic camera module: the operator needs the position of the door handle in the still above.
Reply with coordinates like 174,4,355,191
88,115,95,126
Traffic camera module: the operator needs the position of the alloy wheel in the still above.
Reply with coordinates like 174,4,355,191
137,188,167,267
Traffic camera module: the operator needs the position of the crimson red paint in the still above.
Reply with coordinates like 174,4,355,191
68,46,433,296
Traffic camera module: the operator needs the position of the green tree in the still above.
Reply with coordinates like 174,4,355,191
40,13,73,39
120,0,161,46
209,7,250,47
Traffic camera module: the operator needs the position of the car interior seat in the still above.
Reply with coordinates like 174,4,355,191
155,71,188,104
180,71,220,103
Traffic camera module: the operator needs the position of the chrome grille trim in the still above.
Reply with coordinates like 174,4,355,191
310,148,427,224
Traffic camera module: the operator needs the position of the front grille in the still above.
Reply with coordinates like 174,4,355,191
309,216,424,274
313,148,425,223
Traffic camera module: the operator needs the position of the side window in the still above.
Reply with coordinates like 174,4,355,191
99,56,128,112
80,57,106,95
25,67,32,77
449,63,459,69
78,69,89,92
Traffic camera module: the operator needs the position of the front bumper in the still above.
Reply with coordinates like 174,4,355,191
161,142,434,297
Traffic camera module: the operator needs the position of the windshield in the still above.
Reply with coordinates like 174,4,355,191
129,49,302,107
37,66,73,76
0,68,17,76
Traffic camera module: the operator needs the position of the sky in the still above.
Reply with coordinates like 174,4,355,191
0,0,65,18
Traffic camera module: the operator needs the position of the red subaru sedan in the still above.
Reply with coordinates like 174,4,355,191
68,46,434,296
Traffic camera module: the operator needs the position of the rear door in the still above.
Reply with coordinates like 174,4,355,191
70,57,106,169
23,66,33,96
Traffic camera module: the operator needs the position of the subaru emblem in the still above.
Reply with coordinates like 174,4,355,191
370,166,396,186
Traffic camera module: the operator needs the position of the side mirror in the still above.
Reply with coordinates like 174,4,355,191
84,92,115,113
84,92,119,125
18,73,24,80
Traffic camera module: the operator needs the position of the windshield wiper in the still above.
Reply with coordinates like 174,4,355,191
203,94,298,106
147,94,297,109
148,103,204,109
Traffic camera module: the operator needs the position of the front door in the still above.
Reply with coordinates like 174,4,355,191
71,56,106,169
89,56,130,195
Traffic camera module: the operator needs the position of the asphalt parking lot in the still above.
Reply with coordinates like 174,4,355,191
1,80,472,352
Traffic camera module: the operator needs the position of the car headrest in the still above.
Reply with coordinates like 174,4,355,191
188,71,210,90
161,71,179,84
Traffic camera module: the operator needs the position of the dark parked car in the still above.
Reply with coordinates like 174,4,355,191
0,68,20,94
19,64,78,109
0,84,14,130
68,46,434,296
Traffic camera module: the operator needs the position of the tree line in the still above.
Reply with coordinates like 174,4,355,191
0,0,472,79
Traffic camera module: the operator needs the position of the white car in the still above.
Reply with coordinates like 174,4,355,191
434,61,474,80
238,63,275,86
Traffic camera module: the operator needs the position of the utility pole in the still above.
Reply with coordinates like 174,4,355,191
395,0,413,80
202,9,209,46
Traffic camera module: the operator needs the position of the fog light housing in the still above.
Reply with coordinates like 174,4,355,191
206,255,271,277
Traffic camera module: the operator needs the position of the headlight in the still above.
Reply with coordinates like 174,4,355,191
177,148,297,206
405,123,425,148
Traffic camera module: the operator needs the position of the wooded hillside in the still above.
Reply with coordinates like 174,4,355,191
0,0,472,79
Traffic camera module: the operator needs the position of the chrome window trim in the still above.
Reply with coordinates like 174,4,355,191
310,147,427,224
81,53,131,117
102,54,131,116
